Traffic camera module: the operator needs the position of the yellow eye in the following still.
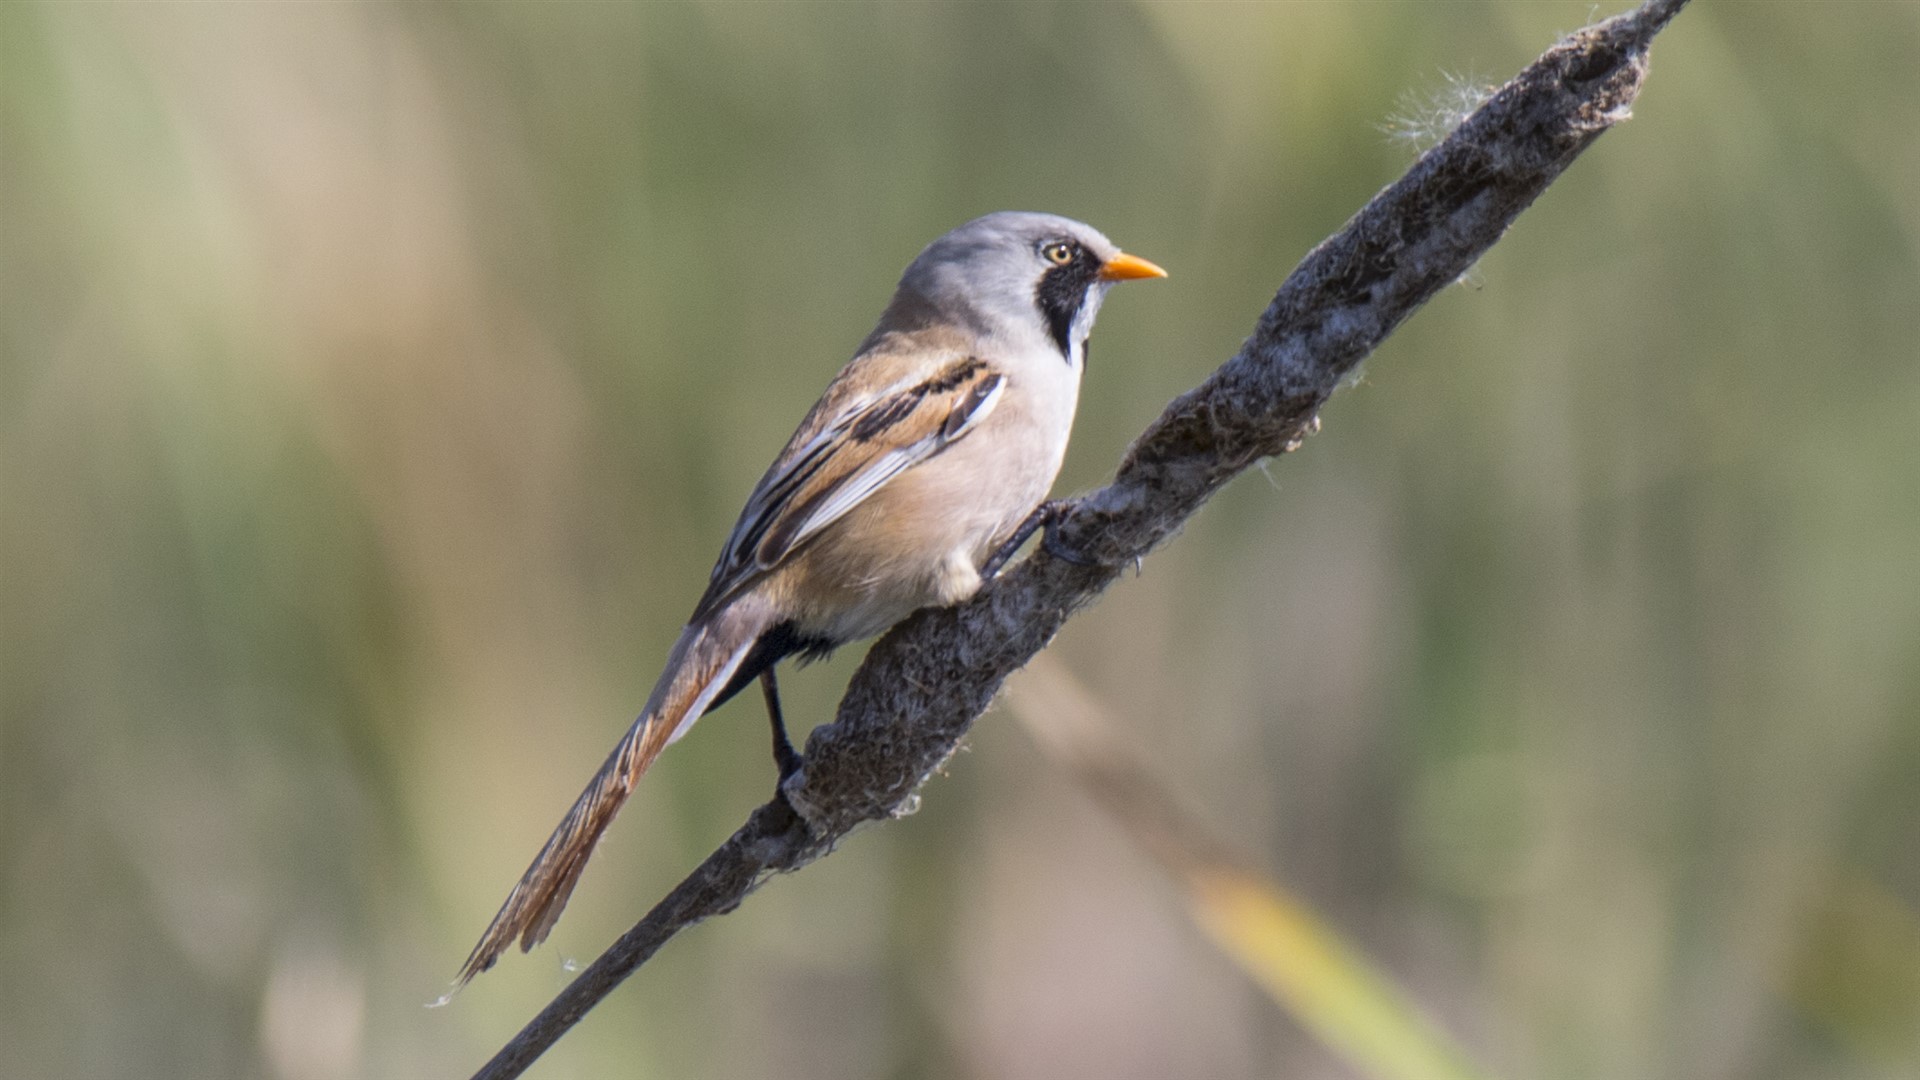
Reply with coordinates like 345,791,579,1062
1042,242,1074,266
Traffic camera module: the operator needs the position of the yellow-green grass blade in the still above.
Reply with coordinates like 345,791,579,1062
1008,657,1492,1080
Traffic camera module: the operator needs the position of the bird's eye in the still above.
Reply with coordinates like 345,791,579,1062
1041,242,1074,266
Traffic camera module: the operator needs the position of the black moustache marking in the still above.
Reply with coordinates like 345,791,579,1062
1034,244,1102,362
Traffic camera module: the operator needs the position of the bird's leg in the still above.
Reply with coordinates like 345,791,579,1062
982,500,1095,580
761,668,803,782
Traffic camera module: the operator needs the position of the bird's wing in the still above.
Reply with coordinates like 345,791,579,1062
692,348,1005,621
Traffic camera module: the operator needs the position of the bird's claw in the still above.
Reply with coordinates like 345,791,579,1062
1042,526,1096,567
983,500,1099,579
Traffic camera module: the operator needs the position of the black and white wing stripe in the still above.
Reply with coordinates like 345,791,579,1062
690,354,1005,620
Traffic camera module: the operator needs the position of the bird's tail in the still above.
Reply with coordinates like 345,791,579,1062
457,597,775,983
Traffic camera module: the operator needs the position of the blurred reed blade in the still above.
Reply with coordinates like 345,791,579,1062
1006,657,1492,1080
1783,869,1920,1064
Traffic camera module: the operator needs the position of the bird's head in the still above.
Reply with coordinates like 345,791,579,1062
895,211,1165,369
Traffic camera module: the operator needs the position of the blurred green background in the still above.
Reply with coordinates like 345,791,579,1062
4,2,1917,1078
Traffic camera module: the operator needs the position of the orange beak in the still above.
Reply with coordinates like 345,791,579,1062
1098,251,1169,282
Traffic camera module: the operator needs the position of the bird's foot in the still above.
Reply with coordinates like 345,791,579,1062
772,732,804,784
1041,525,1096,568
983,501,1094,579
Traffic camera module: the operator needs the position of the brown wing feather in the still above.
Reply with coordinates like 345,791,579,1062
691,350,1004,621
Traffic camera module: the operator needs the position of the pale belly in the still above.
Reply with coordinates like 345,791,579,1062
774,390,1070,643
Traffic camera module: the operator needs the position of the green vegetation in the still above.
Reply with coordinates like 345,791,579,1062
3,4,1915,1078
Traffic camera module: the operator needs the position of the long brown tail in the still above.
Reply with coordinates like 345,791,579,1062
457,598,775,983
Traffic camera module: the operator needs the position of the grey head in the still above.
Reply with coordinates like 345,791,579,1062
877,211,1165,368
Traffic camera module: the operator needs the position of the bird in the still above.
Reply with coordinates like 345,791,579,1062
459,211,1165,982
